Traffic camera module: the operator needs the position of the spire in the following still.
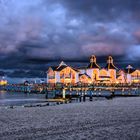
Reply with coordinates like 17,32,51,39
87,55,100,69
90,55,96,63
126,65,134,74
105,56,117,70
107,56,113,64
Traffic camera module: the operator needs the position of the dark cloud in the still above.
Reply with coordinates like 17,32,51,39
0,0,140,74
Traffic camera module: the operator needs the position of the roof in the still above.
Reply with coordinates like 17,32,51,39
50,66,58,71
105,63,117,70
124,65,136,74
49,61,79,72
87,62,100,69
116,75,122,79
79,73,91,79
105,56,118,70
124,68,136,74
56,65,67,71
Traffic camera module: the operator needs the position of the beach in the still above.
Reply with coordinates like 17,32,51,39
0,97,140,140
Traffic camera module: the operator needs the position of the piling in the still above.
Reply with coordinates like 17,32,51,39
62,88,66,99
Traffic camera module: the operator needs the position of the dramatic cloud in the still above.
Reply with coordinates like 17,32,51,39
0,0,140,73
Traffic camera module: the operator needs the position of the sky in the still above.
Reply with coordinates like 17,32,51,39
0,0,140,77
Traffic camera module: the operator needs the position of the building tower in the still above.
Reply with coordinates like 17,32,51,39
125,65,135,83
105,56,117,83
86,55,100,82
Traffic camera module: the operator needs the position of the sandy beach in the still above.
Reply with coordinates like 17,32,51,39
0,97,140,140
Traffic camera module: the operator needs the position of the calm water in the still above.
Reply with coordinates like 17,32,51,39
0,91,46,106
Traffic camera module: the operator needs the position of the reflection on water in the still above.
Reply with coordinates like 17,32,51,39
0,91,46,106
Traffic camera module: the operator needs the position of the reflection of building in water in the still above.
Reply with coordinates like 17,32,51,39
47,55,140,84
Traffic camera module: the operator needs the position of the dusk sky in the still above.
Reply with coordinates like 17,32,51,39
0,0,140,76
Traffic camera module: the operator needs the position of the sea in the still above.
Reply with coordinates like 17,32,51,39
0,91,46,106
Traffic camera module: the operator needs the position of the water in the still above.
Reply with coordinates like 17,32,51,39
0,89,139,107
0,91,46,106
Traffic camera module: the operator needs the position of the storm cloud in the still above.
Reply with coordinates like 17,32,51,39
0,0,140,71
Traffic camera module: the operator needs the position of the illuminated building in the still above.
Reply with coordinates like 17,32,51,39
86,55,100,82
79,73,92,84
103,56,117,83
47,61,79,84
124,65,140,83
99,68,111,83
116,70,126,83
47,55,139,84
0,75,8,85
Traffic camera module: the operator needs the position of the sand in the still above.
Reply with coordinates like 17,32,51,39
0,97,140,140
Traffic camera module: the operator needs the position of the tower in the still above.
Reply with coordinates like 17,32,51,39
105,56,117,83
125,65,135,83
86,55,100,82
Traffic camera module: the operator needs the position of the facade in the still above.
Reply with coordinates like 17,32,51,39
124,65,140,83
47,61,79,84
103,56,117,83
116,70,126,83
86,55,100,82
47,55,140,84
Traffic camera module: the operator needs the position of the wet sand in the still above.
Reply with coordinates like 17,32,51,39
0,97,140,140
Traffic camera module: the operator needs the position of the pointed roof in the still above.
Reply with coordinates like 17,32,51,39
105,56,117,70
59,61,67,66
87,55,100,69
124,65,136,74
56,61,67,71
126,65,133,69
49,61,79,72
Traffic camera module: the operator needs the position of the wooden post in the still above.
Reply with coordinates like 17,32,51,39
62,88,66,99
89,90,93,101
83,90,86,102
79,90,82,102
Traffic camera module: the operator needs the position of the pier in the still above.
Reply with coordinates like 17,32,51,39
1,83,140,102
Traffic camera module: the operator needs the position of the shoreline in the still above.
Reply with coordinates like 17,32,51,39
0,97,140,140
0,96,140,109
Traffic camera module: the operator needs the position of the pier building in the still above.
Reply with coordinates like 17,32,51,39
124,65,140,83
47,61,79,84
47,55,140,84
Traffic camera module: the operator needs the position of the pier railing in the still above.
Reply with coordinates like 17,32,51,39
1,83,140,99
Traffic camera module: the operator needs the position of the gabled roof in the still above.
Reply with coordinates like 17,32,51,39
48,61,79,72
56,65,67,71
79,73,91,79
